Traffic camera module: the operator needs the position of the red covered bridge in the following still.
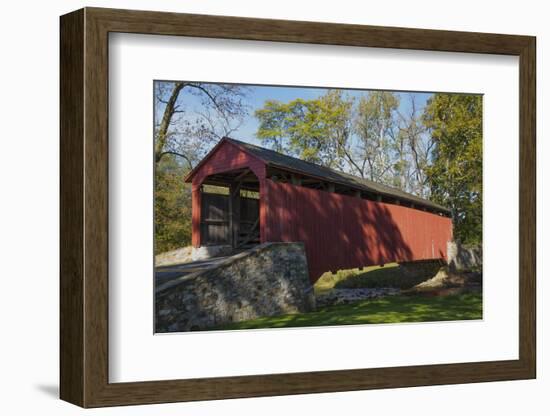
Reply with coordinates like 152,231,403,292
185,137,453,282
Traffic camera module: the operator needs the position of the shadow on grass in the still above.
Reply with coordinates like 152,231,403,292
213,292,483,331
335,264,440,290
314,261,442,294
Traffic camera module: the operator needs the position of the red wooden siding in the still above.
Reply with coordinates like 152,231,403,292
265,180,453,282
191,184,201,247
187,140,453,282
190,141,266,186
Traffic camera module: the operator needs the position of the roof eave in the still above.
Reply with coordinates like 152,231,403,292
266,161,451,215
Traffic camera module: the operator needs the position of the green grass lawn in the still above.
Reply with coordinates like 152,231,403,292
214,292,483,331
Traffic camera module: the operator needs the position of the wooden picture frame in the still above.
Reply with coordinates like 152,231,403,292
60,7,536,408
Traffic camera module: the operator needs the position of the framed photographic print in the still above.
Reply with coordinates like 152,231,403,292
60,7,536,408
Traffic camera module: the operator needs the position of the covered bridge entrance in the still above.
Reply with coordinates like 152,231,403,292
199,169,260,249
185,137,453,282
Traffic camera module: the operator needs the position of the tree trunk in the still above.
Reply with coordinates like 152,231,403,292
155,82,185,163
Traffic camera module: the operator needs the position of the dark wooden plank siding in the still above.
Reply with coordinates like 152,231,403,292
201,193,230,245
198,193,260,247
240,197,259,228
265,180,453,282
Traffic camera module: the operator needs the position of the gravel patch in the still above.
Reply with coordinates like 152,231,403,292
316,288,400,307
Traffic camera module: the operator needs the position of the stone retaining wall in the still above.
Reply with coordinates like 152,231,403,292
155,242,315,332
447,242,482,271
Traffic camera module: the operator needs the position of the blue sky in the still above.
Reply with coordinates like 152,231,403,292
155,81,433,146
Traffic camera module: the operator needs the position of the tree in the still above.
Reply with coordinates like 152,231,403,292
154,81,250,168
255,90,354,169
255,90,436,193
154,155,192,254
153,81,250,254
354,92,399,182
395,94,434,197
423,94,482,244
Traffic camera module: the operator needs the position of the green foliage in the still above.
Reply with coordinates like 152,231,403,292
255,90,353,169
154,155,192,254
255,90,422,186
423,94,483,244
202,184,229,195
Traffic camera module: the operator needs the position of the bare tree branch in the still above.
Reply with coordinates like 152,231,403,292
157,151,194,170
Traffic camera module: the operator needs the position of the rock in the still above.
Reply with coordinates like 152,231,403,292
155,242,315,332
191,245,233,261
316,288,400,307
155,246,193,266
408,266,482,294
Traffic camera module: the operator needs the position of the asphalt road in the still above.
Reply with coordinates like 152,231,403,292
155,256,230,286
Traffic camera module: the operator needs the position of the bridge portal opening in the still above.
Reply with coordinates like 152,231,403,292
200,168,260,249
